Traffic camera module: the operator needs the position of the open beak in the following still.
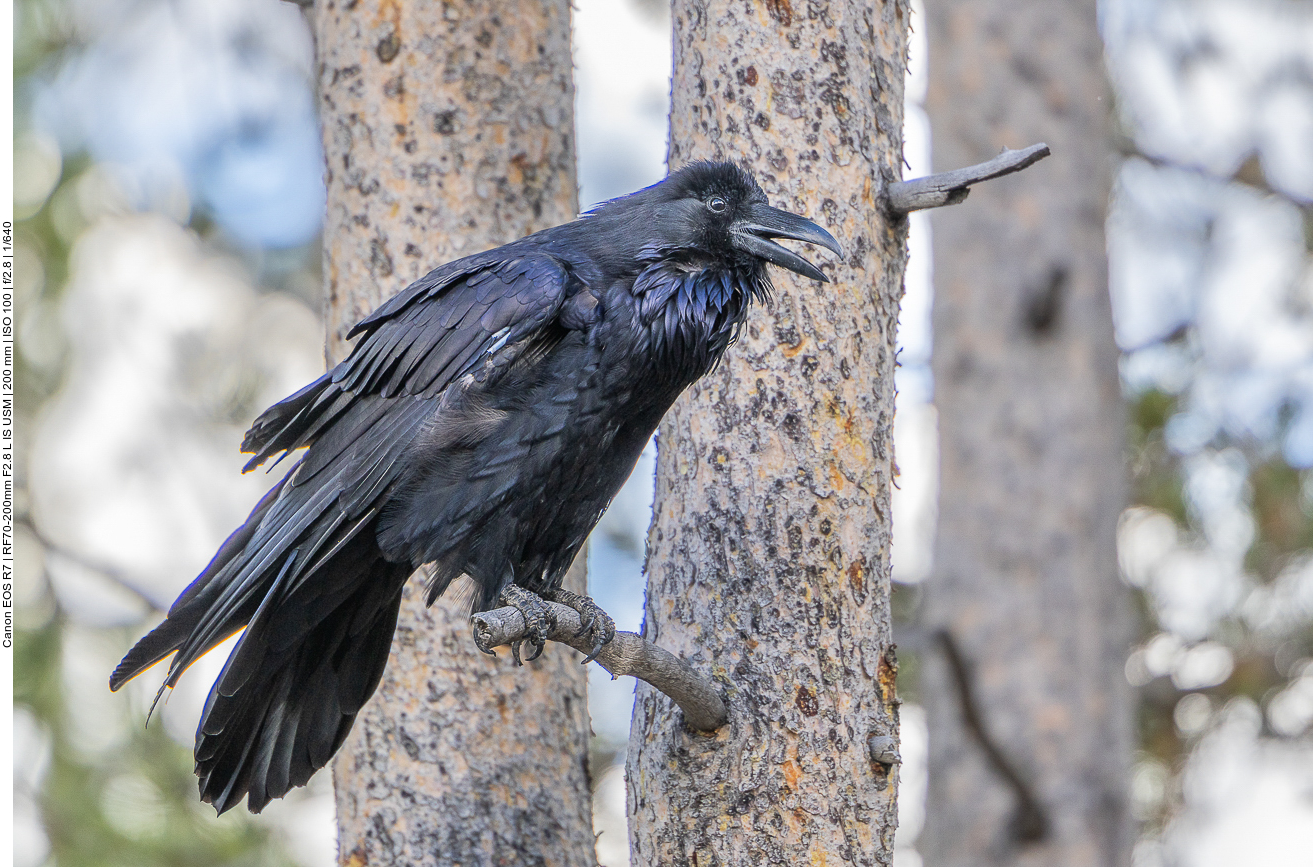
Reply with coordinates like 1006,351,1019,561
732,202,844,283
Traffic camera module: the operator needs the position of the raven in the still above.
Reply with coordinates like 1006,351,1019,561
110,160,842,814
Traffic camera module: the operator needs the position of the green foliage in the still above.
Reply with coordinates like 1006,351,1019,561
1125,384,1313,829
1127,388,1188,525
890,582,922,704
14,211,301,863
1138,681,1183,769
16,620,295,867
1245,460,1313,582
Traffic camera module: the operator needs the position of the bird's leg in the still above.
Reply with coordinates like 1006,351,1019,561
547,588,616,664
492,584,554,664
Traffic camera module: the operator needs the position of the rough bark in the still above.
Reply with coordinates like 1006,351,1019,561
314,3,595,865
626,3,911,865
921,2,1135,866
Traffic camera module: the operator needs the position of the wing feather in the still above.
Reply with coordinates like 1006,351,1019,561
243,253,577,472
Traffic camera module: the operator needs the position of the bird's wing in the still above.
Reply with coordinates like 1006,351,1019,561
117,252,578,698
337,252,575,399
240,252,577,471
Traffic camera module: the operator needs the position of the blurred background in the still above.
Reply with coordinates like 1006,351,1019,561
11,0,1313,865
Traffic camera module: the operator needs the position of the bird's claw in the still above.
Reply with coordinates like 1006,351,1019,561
508,637,547,665
574,607,596,638
548,588,615,664
581,634,610,666
498,585,552,666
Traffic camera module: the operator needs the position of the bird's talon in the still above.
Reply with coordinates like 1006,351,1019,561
582,607,599,638
496,584,552,664
473,632,498,657
471,619,500,656
582,629,613,665
526,639,546,662
572,609,596,639
549,588,615,664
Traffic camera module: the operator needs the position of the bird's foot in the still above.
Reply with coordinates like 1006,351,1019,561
547,588,616,664
496,584,554,664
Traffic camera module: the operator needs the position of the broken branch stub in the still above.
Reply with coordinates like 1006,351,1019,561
471,601,729,732
885,143,1052,214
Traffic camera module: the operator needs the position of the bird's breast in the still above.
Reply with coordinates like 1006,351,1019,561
625,265,755,383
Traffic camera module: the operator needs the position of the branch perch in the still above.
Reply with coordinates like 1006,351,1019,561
472,602,728,732
885,143,1051,214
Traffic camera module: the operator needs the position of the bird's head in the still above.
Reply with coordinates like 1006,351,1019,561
594,161,844,282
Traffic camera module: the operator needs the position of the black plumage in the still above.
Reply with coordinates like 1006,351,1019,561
109,160,842,814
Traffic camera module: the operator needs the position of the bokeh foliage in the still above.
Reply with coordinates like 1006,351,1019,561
15,0,303,862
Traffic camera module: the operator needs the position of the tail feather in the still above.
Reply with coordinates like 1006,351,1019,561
114,365,437,814
262,689,302,799
109,475,291,693
207,549,302,703
194,548,409,814
112,466,412,814
167,462,369,694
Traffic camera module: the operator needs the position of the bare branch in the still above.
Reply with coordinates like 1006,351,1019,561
19,516,168,612
885,143,1052,214
1115,136,1313,214
472,602,729,732
936,629,1049,843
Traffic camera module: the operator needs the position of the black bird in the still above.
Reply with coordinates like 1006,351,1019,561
110,160,842,814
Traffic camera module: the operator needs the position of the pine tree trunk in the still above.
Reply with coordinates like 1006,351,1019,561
314,3,596,865
920,1,1134,865
626,2,911,865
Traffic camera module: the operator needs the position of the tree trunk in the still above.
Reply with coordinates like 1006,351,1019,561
921,2,1134,866
314,3,596,865
627,3,911,865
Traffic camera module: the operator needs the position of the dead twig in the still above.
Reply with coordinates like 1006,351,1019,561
472,602,728,732
885,143,1052,214
1115,136,1313,214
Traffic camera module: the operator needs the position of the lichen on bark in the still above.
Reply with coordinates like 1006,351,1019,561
627,2,911,865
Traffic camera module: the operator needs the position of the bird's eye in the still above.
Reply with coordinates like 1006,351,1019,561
707,196,728,213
